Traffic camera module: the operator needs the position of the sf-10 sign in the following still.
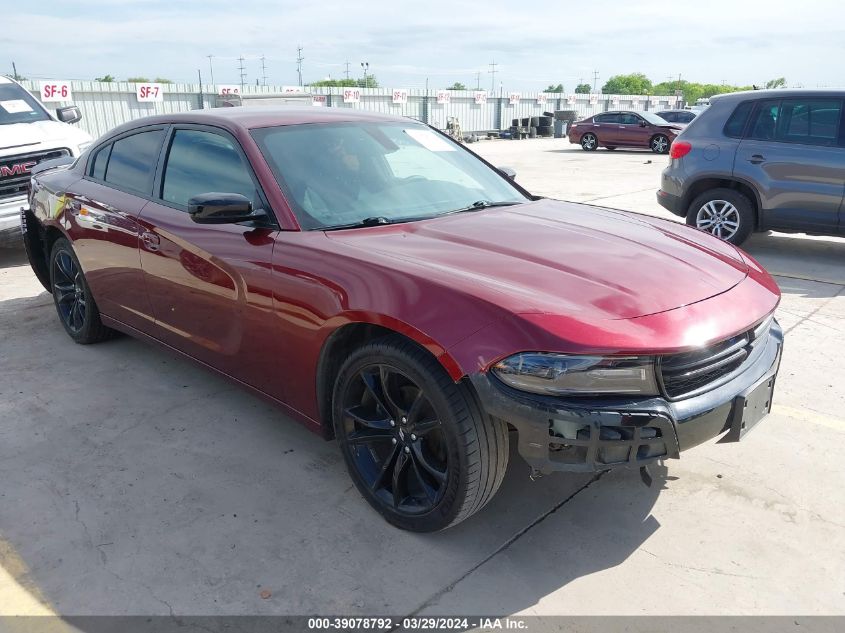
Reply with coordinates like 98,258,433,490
343,88,361,103
136,83,165,103
40,81,72,102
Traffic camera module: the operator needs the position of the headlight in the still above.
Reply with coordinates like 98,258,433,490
76,142,92,155
492,353,659,396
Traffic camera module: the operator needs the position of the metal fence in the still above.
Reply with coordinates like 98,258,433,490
22,80,680,139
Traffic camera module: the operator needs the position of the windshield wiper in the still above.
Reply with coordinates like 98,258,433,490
323,216,394,231
443,200,522,215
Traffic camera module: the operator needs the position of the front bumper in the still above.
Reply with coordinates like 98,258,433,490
0,197,27,246
469,320,783,475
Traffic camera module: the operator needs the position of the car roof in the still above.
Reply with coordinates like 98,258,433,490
711,88,845,103
103,106,415,137
655,109,690,114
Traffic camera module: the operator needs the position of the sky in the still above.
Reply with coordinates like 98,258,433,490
2,0,844,91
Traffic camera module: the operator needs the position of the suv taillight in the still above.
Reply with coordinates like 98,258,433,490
669,141,691,159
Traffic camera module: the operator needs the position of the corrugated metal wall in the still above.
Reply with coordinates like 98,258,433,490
21,80,678,139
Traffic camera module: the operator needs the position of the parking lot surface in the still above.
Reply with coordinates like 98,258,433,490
1,139,844,616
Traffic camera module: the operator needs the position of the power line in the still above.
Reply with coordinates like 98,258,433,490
296,46,304,86
238,56,246,90
488,60,497,94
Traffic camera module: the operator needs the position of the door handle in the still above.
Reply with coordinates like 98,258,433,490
748,154,766,164
141,231,160,251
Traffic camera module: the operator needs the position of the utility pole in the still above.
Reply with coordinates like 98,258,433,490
238,56,247,90
197,69,204,108
260,54,267,86
344,60,351,81
488,60,497,94
11,61,19,80
207,55,215,86
296,46,304,86
592,69,599,92
475,71,481,90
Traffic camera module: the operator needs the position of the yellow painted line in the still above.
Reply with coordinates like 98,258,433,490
0,537,53,616
772,403,845,433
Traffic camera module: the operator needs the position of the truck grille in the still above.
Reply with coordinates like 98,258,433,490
0,148,71,201
659,316,773,399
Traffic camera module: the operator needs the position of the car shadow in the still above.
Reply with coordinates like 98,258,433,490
744,232,845,293
0,296,665,618
0,245,29,269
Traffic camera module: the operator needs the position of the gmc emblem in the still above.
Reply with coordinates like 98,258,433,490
0,161,38,178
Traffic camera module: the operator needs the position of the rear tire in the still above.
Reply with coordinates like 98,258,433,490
49,238,115,344
581,133,597,151
686,188,755,245
332,335,509,532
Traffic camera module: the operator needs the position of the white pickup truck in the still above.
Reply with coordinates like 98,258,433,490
1,76,92,246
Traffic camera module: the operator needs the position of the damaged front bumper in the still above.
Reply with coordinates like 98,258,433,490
469,320,783,475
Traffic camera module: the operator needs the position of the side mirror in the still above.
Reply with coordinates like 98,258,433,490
56,106,82,124
498,166,517,180
639,120,648,127
188,192,266,224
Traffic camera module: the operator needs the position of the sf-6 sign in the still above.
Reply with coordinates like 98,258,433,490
40,81,72,102
136,83,165,103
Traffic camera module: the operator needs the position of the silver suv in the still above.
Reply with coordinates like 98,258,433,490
657,89,845,245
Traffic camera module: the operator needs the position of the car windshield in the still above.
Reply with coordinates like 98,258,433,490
640,111,671,125
0,82,51,125
252,122,529,230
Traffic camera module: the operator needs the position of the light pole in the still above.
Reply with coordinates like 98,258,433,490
360,62,369,88
207,55,215,87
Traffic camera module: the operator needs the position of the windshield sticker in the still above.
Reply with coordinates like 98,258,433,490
405,129,456,152
0,99,34,114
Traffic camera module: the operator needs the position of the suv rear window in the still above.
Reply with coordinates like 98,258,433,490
723,101,754,138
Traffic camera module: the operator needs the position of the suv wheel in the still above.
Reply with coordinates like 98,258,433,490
580,133,597,151
332,335,509,532
686,188,754,245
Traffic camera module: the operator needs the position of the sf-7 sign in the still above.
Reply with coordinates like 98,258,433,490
136,83,165,103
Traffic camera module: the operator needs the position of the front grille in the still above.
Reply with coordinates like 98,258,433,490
659,317,772,399
0,148,71,201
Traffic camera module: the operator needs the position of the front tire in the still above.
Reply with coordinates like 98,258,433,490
686,188,755,245
332,335,509,532
650,134,670,154
581,133,598,151
50,238,114,344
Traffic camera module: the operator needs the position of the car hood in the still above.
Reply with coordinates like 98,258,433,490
0,120,92,153
326,199,749,320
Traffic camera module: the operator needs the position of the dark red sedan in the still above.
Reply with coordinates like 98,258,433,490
23,108,782,531
568,110,684,153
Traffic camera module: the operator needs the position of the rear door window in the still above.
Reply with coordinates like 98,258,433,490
748,100,780,141
104,129,166,194
594,113,619,124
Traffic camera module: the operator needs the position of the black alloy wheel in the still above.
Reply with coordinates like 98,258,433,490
333,336,509,531
50,238,114,344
